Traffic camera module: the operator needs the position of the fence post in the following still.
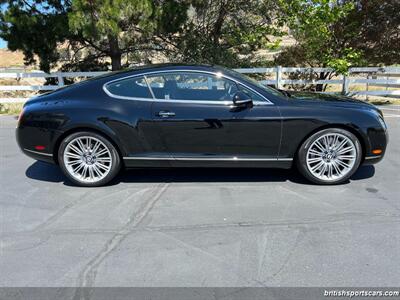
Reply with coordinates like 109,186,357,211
276,66,282,89
342,70,350,95
57,73,64,87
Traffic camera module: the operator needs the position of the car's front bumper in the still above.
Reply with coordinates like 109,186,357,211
363,126,388,165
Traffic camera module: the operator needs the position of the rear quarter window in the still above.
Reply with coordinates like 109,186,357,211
105,76,152,99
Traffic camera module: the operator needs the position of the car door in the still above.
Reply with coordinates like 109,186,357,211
103,74,172,167
147,71,281,165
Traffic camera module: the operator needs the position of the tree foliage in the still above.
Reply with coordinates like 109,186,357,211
342,0,400,65
0,0,71,72
1,0,283,71
1,0,399,74
165,0,284,67
275,0,400,71
275,0,362,74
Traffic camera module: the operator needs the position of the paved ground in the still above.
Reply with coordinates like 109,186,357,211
0,107,399,288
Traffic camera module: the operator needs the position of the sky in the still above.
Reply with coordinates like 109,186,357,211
0,3,6,48
0,39,7,49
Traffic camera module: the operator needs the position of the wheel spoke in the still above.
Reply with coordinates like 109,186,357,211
65,152,81,159
67,160,81,166
92,164,103,177
309,149,323,156
89,166,94,180
97,162,110,172
323,136,330,150
96,148,109,157
332,135,339,149
69,144,83,155
336,159,350,169
337,146,354,154
76,139,86,153
327,164,333,178
73,162,85,174
96,157,111,163
92,141,101,154
311,161,324,172
337,155,355,159
308,157,322,164
331,160,341,175
87,137,92,150
335,139,348,152
314,141,325,152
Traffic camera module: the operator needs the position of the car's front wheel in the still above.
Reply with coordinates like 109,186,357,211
297,128,362,185
58,131,121,187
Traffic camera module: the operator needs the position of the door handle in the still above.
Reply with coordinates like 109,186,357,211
157,111,176,118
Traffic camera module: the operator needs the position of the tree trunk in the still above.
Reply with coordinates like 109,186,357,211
211,1,228,45
316,71,330,92
108,35,122,71
111,53,122,71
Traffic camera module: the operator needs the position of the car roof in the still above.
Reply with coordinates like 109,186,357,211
125,63,219,72
99,63,229,81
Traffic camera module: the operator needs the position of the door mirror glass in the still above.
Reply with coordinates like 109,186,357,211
233,91,252,106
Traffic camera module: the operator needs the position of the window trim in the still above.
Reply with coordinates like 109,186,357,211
103,69,274,106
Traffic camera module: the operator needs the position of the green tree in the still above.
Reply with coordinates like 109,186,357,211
276,0,362,73
341,0,400,65
274,0,365,91
68,0,154,70
0,0,71,73
0,0,189,71
167,0,284,67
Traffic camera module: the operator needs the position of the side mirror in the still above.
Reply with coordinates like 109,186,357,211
233,91,253,106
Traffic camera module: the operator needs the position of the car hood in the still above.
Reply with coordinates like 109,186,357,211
287,91,364,103
286,90,381,112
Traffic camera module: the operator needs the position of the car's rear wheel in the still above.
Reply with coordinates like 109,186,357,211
58,131,121,187
297,128,362,185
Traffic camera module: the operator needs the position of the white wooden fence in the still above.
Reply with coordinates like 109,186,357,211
1,67,400,103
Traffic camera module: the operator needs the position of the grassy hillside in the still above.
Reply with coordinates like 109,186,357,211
0,49,38,69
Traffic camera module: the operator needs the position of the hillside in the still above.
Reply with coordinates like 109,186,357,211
0,49,37,70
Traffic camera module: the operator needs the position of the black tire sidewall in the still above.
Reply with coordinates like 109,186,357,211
58,131,121,187
297,128,362,185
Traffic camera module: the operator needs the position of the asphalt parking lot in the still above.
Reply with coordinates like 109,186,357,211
0,106,399,288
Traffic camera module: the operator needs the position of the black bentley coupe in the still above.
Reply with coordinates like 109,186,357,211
16,64,388,186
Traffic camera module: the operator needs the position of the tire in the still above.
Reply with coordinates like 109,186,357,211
58,131,121,187
296,128,362,185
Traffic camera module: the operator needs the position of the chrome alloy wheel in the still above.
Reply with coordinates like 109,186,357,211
63,136,112,183
306,133,357,182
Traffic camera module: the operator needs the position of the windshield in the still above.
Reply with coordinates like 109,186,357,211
223,68,285,98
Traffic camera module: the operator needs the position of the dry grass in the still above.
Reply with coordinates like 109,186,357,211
0,49,32,68
0,102,24,115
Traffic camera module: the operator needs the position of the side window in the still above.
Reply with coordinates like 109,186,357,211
238,84,266,102
146,72,238,101
105,76,152,98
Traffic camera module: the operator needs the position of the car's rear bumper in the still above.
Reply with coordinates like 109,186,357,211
20,148,55,164
16,127,57,164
